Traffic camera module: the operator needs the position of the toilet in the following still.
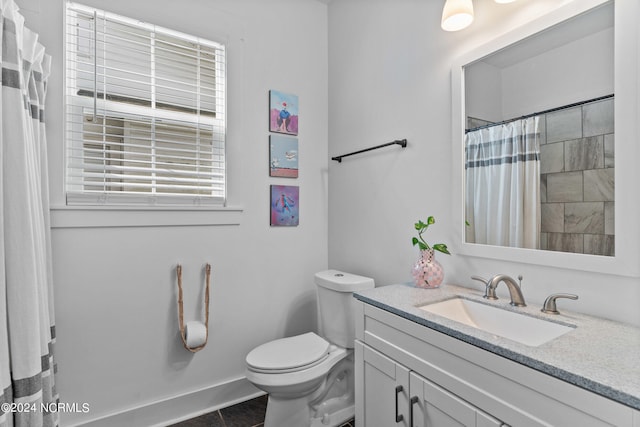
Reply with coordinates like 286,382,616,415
245,270,374,427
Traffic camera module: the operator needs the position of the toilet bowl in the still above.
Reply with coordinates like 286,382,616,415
245,270,374,427
246,333,353,426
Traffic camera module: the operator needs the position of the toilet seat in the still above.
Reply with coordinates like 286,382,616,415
245,346,350,396
246,332,332,374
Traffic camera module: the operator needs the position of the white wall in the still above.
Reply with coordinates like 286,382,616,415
328,0,640,326
502,28,614,120
18,0,329,425
466,27,614,122
501,27,614,119
465,61,502,123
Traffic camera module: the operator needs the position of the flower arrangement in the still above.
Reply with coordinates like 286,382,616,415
411,216,449,288
411,216,451,255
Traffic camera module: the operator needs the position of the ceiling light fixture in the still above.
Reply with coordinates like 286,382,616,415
441,0,475,32
494,0,517,3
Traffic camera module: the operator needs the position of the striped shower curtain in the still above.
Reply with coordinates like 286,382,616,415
0,1,58,426
465,117,541,249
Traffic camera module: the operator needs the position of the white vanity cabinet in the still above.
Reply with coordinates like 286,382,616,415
410,371,504,427
357,341,505,426
354,300,639,427
356,342,409,427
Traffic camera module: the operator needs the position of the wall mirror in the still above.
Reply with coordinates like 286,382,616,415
465,2,614,256
451,0,640,277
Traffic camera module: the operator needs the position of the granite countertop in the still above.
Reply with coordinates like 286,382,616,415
354,283,640,411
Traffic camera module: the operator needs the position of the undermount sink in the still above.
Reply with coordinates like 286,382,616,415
417,297,575,347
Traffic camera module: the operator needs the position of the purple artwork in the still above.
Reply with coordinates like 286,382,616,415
270,185,299,226
269,90,299,135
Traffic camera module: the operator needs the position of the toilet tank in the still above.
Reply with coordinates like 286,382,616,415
315,270,375,348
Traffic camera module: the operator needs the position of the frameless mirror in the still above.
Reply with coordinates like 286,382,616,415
451,0,640,277
464,1,614,256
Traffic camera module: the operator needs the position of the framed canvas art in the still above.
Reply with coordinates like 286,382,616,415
270,135,298,178
270,185,299,226
269,90,299,135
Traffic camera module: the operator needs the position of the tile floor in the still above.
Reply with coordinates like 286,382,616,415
169,395,355,427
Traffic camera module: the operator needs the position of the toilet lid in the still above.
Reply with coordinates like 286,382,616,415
246,332,331,371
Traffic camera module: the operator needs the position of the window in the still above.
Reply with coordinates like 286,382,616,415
65,2,226,206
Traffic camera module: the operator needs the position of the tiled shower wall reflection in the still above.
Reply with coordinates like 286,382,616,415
539,97,614,256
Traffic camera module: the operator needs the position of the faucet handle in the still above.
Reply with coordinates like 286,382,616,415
470,275,488,285
471,276,497,300
541,293,579,314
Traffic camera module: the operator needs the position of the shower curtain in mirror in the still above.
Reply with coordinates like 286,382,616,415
0,1,58,426
465,116,541,249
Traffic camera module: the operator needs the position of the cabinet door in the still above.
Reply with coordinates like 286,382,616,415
356,342,410,427
409,372,502,427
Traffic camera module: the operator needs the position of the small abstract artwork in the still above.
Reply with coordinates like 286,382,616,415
270,90,299,135
270,135,298,178
270,185,299,226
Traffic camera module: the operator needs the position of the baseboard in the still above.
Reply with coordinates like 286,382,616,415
62,376,264,427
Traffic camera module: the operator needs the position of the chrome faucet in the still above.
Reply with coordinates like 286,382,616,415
486,274,527,307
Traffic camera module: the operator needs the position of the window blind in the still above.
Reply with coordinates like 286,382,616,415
65,2,226,206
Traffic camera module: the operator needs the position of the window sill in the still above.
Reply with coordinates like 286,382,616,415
50,205,243,229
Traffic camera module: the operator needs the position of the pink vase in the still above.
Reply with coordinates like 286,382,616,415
411,249,444,288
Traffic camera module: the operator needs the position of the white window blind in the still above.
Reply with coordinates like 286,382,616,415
65,2,226,206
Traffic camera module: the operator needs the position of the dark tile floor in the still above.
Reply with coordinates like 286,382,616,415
169,395,355,427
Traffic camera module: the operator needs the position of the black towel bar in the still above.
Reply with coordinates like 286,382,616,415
331,139,407,163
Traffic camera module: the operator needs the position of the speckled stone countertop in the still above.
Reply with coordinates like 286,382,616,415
354,283,640,410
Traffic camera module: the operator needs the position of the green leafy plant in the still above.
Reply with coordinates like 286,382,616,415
412,216,451,255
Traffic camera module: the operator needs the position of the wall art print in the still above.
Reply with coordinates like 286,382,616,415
269,90,299,135
270,135,298,178
270,185,299,226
